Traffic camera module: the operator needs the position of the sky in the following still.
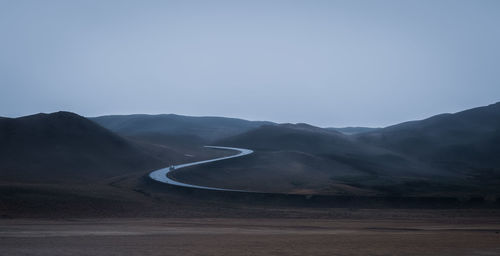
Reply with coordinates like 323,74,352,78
1,0,499,127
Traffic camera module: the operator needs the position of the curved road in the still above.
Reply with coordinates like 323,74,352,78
149,146,254,192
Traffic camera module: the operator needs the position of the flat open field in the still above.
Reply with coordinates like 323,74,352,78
1,217,500,256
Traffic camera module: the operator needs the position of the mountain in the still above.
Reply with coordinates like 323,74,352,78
2,102,499,198
91,114,273,144
173,103,500,196
217,123,429,177
218,123,354,152
0,111,166,183
0,111,243,217
357,102,500,174
170,123,431,195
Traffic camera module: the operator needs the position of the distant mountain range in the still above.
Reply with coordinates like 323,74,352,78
1,102,499,198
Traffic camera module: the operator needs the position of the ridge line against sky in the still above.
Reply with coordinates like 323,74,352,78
1,0,499,127
3,101,499,129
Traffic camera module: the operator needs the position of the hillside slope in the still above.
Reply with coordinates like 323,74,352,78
357,102,500,175
172,123,433,195
0,112,165,183
0,111,239,218
175,103,500,196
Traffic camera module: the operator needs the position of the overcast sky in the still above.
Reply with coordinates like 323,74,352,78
1,0,499,127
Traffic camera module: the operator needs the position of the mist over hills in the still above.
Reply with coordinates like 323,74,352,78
91,114,273,144
327,127,380,135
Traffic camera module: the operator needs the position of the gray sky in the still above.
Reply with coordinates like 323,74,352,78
1,0,499,127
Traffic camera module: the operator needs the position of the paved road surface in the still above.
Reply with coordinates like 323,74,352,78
149,146,253,192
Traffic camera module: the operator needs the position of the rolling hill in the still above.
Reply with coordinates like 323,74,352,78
2,102,500,206
171,123,434,195
357,102,500,176
0,111,167,183
173,103,500,196
0,111,240,217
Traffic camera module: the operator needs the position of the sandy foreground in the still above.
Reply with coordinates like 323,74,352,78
1,217,500,256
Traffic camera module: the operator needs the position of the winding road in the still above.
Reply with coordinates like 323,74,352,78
149,146,254,192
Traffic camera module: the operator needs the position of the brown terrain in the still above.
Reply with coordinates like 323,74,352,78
1,215,500,256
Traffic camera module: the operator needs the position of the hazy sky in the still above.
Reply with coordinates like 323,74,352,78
1,0,499,127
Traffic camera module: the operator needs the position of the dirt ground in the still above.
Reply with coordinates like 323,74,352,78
1,217,499,256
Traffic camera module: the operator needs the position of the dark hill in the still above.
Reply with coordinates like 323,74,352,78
91,114,273,143
217,123,419,172
0,111,165,183
0,112,242,218
177,102,500,196
217,123,356,153
357,102,500,174
171,123,433,195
